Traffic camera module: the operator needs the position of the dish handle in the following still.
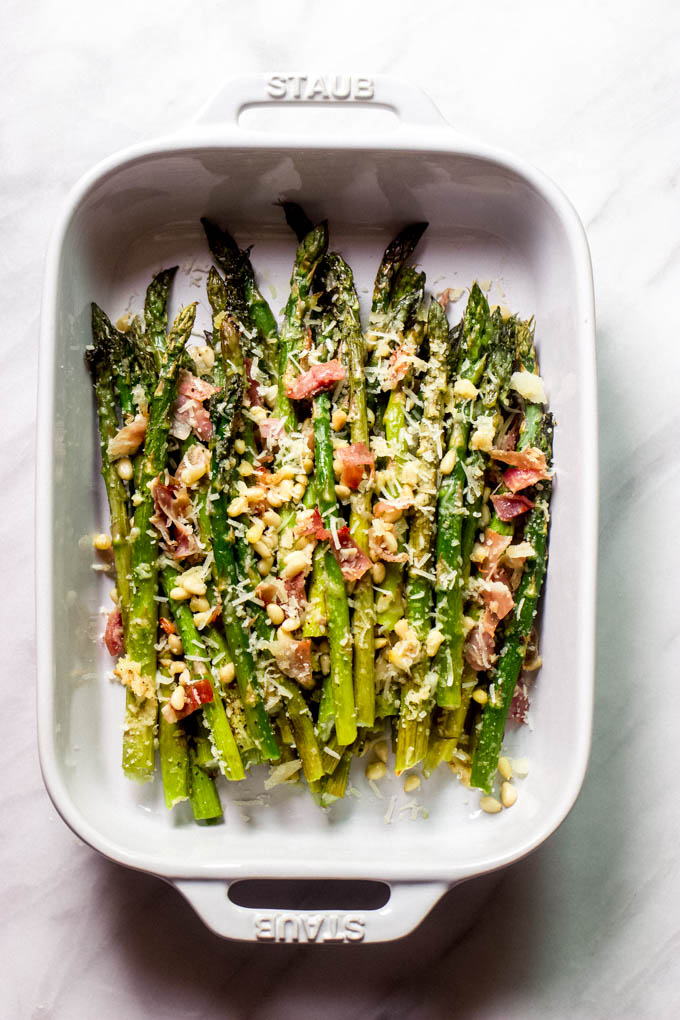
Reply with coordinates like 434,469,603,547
173,878,450,943
193,72,448,131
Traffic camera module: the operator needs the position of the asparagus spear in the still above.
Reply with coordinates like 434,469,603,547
144,266,178,369
434,284,491,709
86,306,133,628
395,299,449,772
158,675,191,809
122,302,197,782
470,413,554,793
329,254,376,727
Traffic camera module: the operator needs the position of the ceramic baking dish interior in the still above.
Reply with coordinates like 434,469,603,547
37,75,596,942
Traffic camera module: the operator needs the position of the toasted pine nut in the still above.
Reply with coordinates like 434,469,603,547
263,509,282,528
169,586,189,601
170,686,186,711
282,550,308,578
253,540,271,559
190,596,210,613
498,756,513,781
403,774,421,793
425,629,445,657
281,615,300,633
335,484,351,500
372,562,386,584
266,489,284,508
374,637,388,650
394,619,409,639
257,557,273,576
234,438,246,455
167,634,183,656
472,688,488,706
331,408,348,431
246,519,265,544
480,795,502,814
250,406,267,422
440,449,456,476
365,760,387,781
219,662,235,685
501,782,517,808
182,575,207,596
266,603,284,626
238,461,255,477
374,740,389,764
227,496,248,517
302,456,314,474
93,533,112,551
116,457,133,481
383,531,398,553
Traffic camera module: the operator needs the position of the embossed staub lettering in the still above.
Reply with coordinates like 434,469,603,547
266,75,374,102
254,912,366,943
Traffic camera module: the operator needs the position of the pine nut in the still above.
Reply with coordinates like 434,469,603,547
282,550,308,578
403,774,421,793
245,486,266,504
250,406,267,422
383,531,398,554
169,661,185,675
190,596,210,613
291,482,306,502
394,618,409,639
93,533,112,551
302,456,314,474
238,461,255,477
498,756,513,781
281,615,300,633
234,438,246,455
480,795,502,814
501,782,517,808
374,740,389,764
439,449,456,476
167,634,183,656
266,603,284,626
372,562,386,584
335,484,351,500
228,496,248,517
170,686,186,711
246,519,265,544
169,586,189,601
263,509,282,528
182,575,207,596
374,637,388,650
257,557,273,576
219,662,235,684
266,489,284,508
365,760,387,781
116,457,133,481
332,408,348,431
472,688,488,706
320,653,331,674
178,668,191,687
253,540,271,559
425,629,444,657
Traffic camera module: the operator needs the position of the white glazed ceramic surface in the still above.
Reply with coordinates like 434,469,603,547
37,74,596,943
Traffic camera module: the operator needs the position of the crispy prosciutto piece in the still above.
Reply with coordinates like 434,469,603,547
509,678,530,724
150,477,200,559
491,493,534,521
477,529,512,579
294,507,372,581
495,418,520,452
170,371,220,441
478,579,515,621
490,446,548,473
161,679,214,724
464,609,499,671
107,413,147,460
285,360,346,401
178,370,220,402
272,637,314,688
336,443,375,490
374,496,413,517
324,526,372,581
244,357,265,407
502,467,548,493
104,607,124,657
259,417,286,448
284,574,307,617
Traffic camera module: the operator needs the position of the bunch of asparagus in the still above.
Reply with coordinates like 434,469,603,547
87,208,553,823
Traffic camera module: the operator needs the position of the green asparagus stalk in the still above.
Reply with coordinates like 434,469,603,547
434,284,490,709
122,302,196,781
144,266,178,368
158,678,191,809
161,567,245,780
470,414,554,793
86,306,133,628
188,728,224,822
395,299,449,772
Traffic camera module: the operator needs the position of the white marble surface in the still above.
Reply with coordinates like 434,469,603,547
3,0,680,1016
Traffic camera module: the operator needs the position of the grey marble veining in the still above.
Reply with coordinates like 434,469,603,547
2,0,680,1017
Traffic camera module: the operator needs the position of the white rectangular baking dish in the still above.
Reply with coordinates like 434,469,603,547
37,74,597,943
